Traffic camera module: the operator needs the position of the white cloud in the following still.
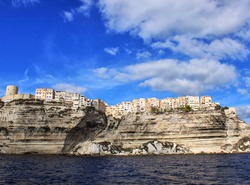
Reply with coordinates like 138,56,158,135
104,47,119,55
33,64,57,85
92,67,110,79
94,58,237,95
76,0,93,16
237,88,248,95
18,68,29,85
237,26,250,41
246,77,250,87
237,77,250,95
98,0,250,60
152,37,249,60
136,51,151,59
236,106,250,119
53,83,87,94
61,0,94,21
99,0,250,40
11,0,39,7
158,50,165,55
62,11,74,22
124,48,132,55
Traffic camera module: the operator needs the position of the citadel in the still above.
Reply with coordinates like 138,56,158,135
0,85,235,118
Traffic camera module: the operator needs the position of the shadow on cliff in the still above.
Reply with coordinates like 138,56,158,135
62,109,107,153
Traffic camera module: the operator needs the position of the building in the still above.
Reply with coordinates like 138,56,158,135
132,98,146,113
93,99,106,113
200,96,212,106
54,91,67,102
6,85,18,96
160,98,180,111
186,96,200,109
54,91,80,103
122,101,133,113
146,98,160,111
1,85,34,102
160,98,172,111
80,96,87,107
35,88,55,101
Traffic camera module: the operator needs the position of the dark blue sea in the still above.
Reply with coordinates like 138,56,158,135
0,154,250,184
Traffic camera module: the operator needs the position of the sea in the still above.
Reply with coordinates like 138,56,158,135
0,154,250,184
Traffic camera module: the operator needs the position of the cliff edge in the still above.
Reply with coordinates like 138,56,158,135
0,99,249,155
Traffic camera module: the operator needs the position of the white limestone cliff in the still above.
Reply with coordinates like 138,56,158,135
0,99,249,155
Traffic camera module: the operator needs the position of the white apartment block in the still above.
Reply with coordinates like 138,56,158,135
160,98,181,111
80,96,87,107
132,98,146,112
122,101,133,113
146,98,160,111
55,91,81,102
35,88,55,101
107,96,216,118
54,91,66,102
160,98,173,111
186,96,200,109
200,96,212,106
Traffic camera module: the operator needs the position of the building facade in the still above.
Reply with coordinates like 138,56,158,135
1,85,34,102
35,88,55,101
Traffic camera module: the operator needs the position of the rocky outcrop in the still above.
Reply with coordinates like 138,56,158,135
0,99,250,155
72,140,191,155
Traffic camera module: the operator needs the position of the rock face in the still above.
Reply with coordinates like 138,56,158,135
0,99,250,155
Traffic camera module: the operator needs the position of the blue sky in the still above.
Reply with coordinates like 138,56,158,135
0,0,250,123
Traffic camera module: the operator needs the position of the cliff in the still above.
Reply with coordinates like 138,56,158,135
0,99,250,155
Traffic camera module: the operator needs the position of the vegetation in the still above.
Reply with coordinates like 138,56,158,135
86,106,95,112
151,107,159,113
180,104,193,112
215,104,221,110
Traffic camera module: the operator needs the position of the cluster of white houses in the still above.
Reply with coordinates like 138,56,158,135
106,96,219,118
34,88,106,113
0,85,106,113
1,85,221,118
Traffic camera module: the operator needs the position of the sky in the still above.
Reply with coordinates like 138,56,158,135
0,0,250,123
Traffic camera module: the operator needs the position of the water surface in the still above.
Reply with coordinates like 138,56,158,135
0,154,250,184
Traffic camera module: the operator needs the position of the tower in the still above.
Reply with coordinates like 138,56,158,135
6,85,18,96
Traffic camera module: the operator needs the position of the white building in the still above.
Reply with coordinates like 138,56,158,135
186,96,200,109
35,88,55,101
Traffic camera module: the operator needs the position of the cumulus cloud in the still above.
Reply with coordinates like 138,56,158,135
236,106,250,119
136,51,151,59
152,37,249,60
12,0,39,7
98,0,250,60
53,83,87,94
93,59,237,95
99,0,250,39
104,47,119,55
